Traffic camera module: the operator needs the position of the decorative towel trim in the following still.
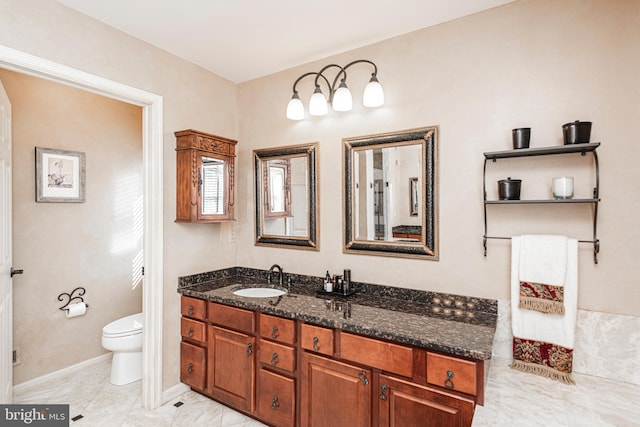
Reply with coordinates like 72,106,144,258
511,337,575,385
519,281,565,314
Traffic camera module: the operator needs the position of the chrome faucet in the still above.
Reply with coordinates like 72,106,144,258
268,264,284,285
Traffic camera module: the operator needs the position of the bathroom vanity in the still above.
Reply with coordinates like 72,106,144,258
178,268,497,427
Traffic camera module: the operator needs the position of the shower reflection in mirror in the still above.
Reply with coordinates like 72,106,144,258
344,126,438,260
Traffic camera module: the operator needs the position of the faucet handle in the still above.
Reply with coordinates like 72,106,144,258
267,272,272,284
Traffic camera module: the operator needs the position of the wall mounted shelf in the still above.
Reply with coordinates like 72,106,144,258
483,142,601,263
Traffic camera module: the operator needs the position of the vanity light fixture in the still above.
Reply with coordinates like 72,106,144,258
286,59,384,120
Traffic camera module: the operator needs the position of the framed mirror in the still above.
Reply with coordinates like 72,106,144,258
343,126,438,259
254,142,319,250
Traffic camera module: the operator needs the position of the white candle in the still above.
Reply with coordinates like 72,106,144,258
552,177,574,199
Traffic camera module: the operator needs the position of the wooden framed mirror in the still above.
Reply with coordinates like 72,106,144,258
254,143,319,250
343,126,438,259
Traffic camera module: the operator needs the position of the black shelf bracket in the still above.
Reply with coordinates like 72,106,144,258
483,143,600,263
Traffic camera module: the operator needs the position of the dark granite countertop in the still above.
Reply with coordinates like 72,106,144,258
178,267,497,360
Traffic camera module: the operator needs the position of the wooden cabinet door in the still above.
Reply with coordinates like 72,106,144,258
207,325,255,413
180,341,206,391
257,369,295,427
301,352,372,427
377,374,475,427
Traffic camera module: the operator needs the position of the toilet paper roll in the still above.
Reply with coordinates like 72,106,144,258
66,302,87,318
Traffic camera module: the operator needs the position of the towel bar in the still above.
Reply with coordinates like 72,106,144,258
483,235,600,264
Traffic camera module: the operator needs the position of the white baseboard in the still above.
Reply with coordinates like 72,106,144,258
162,382,190,404
12,352,112,394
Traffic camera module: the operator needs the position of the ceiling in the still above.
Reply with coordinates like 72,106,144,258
56,0,515,84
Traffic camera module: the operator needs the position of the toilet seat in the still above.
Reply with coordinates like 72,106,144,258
103,313,143,338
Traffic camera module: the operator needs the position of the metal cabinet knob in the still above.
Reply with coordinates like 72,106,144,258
271,352,279,366
444,369,455,389
187,363,193,374
247,342,253,356
379,384,388,400
271,396,280,410
358,371,369,385
188,327,194,337
188,305,194,315
312,336,320,351
271,326,279,340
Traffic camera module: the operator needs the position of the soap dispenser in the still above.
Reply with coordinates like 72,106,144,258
324,271,333,292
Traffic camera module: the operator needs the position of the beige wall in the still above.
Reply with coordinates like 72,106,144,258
237,0,640,317
0,69,144,383
0,0,239,388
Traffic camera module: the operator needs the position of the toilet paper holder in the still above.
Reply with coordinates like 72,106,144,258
58,287,89,311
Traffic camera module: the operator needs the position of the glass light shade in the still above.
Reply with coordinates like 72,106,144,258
309,86,328,116
363,75,384,107
286,93,304,120
332,80,353,112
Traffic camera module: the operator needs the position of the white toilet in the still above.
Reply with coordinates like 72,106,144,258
101,312,143,385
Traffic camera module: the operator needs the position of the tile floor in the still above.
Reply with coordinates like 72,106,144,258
12,354,640,426
12,355,266,426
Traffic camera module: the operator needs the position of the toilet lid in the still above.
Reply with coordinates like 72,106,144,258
103,312,143,337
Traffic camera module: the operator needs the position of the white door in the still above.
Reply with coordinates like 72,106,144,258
0,80,12,404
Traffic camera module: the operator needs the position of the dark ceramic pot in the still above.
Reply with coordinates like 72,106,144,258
512,128,531,149
562,121,592,145
498,177,522,200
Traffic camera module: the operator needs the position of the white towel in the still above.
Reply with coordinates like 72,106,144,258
518,234,569,314
511,235,578,384
519,234,568,286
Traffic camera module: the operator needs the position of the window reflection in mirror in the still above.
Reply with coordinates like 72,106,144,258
344,127,438,260
201,156,225,215
265,160,291,217
254,143,318,250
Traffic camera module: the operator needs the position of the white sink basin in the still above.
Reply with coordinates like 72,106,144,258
232,287,286,298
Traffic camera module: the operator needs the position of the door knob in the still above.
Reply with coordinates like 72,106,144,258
10,267,23,278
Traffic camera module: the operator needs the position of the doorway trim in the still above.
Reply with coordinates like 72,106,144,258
0,45,164,409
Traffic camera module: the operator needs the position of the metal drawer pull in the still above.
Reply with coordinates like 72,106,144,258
271,396,280,410
187,363,193,374
312,336,320,351
379,384,388,400
247,342,253,356
272,326,279,339
188,305,194,315
358,371,369,385
188,327,194,337
271,352,279,366
444,370,455,389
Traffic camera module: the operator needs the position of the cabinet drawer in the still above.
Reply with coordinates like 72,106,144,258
426,352,477,396
301,323,334,356
257,369,295,427
340,332,414,378
181,317,206,343
180,341,206,391
259,339,296,373
208,302,254,334
260,313,295,345
181,296,206,321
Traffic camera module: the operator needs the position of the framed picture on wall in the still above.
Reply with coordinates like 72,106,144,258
35,147,86,203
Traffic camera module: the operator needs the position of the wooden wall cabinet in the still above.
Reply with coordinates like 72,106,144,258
175,129,237,222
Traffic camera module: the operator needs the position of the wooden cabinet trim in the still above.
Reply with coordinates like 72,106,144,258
180,317,206,344
426,352,478,396
339,331,414,378
259,313,296,345
300,323,334,356
208,301,254,334
181,296,207,320
259,339,296,373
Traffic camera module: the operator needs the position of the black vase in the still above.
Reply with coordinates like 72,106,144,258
512,128,531,149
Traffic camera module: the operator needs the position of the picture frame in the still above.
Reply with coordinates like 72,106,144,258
35,147,86,203
409,177,419,216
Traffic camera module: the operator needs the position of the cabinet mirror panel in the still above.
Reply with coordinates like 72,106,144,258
344,127,438,259
201,156,226,216
254,143,318,250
